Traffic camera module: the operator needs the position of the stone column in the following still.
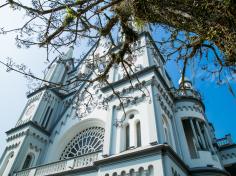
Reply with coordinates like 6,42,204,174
103,106,116,156
195,120,207,149
149,85,163,144
129,120,136,148
203,124,215,152
190,119,200,149
116,125,123,153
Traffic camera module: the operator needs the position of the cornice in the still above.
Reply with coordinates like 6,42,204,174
6,121,50,136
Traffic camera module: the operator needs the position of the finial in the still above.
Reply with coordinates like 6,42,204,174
178,76,192,89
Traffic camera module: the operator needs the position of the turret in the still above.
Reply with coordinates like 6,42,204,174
173,77,224,169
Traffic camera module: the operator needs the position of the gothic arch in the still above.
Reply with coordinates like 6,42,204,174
0,151,14,176
21,153,35,169
49,118,105,161
162,115,173,146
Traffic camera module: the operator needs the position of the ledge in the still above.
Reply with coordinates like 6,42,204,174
190,167,230,176
101,65,174,100
94,144,189,172
6,121,50,136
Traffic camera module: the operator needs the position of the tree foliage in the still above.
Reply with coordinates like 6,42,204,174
0,0,235,100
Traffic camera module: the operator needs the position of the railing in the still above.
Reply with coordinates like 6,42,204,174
14,152,100,176
15,170,31,176
174,88,202,101
34,160,67,176
217,134,233,147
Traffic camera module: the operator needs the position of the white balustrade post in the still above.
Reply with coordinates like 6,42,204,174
66,159,74,171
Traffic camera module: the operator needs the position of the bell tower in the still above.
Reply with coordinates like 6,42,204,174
0,47,74,176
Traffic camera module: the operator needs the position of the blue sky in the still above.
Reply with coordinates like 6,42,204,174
165,58,236,140
0,5,235,156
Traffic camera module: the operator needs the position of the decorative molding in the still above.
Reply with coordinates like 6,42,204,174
29,131,48,144
152,77,174,108
26,92,42,106
6,131,26,142
6,124,48,144
6,142,20,151
115,93,147,111
60,127,104,160
174,104,204,114
221,152,236,160
29,143,41,152
105,80,152,103
157,95,173,118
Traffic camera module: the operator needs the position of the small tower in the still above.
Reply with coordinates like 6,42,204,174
174,76,223,169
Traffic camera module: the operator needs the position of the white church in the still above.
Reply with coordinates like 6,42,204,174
0,29,236,176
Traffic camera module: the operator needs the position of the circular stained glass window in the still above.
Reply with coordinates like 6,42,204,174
60,127,105,160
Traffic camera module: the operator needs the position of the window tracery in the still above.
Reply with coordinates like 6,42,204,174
60,127,105,160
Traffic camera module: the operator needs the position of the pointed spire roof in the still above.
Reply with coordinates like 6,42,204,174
63,45,74,60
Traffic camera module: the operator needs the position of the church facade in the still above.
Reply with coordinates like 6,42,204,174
0,31,235,176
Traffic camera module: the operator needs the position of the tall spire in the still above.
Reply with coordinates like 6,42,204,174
63,45,74,60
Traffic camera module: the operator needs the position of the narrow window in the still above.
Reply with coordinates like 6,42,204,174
42,106,50,127
22,155,33,169
164,128,169,143
136,121,141,147
0,152,14,176
162,118,170,144
182,119,198,158
44,108,53,128
126,125,130,150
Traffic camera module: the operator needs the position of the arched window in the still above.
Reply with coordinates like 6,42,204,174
42,106,50,127
22,154,34,169
125,124,130,150
60,127,105,160
136,121,141,147
162,117,172,145
0,152,14,175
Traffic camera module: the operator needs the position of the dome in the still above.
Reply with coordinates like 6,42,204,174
178,76,191,85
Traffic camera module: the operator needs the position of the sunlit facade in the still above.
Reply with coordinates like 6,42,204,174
0,31,235,176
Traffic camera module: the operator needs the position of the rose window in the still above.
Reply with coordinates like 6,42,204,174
60,127,105,160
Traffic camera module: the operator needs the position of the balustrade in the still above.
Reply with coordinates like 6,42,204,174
174,88,201,101
14,152,100,176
